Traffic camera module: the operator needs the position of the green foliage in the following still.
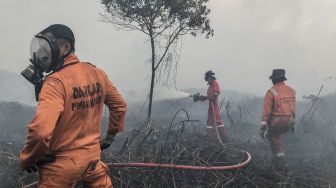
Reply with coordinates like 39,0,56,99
101,0,214,38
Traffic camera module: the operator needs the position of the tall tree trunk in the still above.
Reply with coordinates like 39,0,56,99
146,33,156,129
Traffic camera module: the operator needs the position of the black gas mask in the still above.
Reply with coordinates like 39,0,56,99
21,33,61,101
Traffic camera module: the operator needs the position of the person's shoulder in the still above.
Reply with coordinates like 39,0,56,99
83,62,96,68
83,62,110,82
212,80,219,85
268,86,278,96
46,70,62,81
43,75,64,90
284,84,296,94
82,62,103,71
47,62,81,79
285,83,294,89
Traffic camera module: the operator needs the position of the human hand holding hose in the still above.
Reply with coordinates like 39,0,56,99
199,95,208,101
26,154,56,173
259,124,268,139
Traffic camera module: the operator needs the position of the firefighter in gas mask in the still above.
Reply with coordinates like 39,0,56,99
20,24,127,187
21,24,76,101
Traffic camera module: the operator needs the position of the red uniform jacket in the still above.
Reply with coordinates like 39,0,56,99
207,80,224,126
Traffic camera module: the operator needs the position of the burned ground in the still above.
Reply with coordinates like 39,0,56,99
0,95,336,187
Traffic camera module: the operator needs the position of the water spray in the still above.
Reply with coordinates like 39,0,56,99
155,90,191,101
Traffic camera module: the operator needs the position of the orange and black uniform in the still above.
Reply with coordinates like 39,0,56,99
20,55,127,187
260,82,295,155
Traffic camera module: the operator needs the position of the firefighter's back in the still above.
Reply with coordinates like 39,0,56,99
270,83,296,117
48,61,109,158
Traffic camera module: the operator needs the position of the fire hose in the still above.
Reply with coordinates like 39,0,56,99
23,152,251,188
210,102,225,145
107,151,251,170
23,100,252,188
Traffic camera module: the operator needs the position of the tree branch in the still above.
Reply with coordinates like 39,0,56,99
100,12,150,35
153,19,176,39
154,25,187,70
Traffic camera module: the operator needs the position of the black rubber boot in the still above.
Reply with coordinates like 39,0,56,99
272,154,288,171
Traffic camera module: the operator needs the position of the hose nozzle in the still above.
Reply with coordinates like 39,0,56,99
191,92,201,102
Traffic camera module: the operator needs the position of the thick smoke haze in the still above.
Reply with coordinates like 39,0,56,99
1,0,336,98
1,2,336,187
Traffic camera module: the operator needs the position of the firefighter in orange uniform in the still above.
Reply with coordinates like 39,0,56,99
260,69,295,164
20,24,127,187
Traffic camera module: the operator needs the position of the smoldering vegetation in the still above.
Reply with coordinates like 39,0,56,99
0,90,336,187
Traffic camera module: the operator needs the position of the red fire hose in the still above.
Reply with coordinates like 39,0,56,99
22,151,251,188
108,151,251,171
210,102,225,145
23,102,252,188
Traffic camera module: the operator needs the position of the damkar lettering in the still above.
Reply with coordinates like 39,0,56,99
72,82,102,111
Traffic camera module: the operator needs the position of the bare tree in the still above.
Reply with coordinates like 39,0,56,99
101,0,214,127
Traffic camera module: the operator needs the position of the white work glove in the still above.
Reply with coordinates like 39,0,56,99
259,121,268,139
100,134,115,151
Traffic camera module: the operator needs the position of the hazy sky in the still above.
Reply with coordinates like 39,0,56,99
1,0,336,98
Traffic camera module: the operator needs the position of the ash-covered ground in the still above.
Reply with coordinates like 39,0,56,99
0,91,336,187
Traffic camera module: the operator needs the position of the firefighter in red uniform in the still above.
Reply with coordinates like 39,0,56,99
260,69,296,166
20,24,127,187
200,71,226,141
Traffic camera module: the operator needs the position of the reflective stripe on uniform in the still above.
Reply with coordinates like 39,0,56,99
269,88,278,96
276,153,285,157
217,125,224,128
206,126,213,129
